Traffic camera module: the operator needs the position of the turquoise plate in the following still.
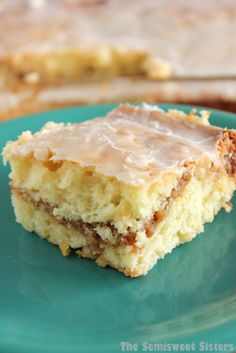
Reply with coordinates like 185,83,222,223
0,104,236,353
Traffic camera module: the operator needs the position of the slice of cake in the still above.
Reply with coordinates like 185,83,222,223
2,104,236,277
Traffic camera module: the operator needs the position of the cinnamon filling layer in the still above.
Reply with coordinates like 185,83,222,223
11,172,191,248
217,131,236,176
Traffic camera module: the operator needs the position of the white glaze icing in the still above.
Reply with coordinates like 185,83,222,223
8,104,223,185
1,0,236,77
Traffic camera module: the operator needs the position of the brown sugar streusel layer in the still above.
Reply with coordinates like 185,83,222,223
11,170,193,254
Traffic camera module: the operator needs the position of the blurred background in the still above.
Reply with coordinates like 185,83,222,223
1,0,236,121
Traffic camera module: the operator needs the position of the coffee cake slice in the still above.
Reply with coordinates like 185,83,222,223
3,104,236,276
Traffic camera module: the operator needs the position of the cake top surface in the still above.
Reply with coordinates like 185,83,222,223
1,0,236,77
4,104,225,185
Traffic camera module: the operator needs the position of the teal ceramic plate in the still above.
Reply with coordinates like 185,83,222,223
0,104,236,353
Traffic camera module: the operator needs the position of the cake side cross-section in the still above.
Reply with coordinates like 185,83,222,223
2,104,236,276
